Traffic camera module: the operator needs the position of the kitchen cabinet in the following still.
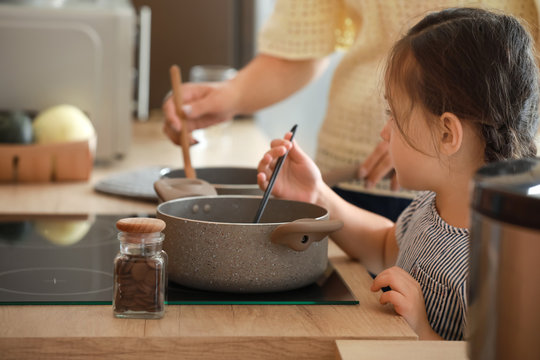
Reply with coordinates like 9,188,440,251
130,0,260,110
0,116,418,359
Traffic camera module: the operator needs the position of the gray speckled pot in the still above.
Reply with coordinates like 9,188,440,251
156,195,343,293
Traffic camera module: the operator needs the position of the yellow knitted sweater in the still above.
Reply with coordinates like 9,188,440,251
258,0,539,194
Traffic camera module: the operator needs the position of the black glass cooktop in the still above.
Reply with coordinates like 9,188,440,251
0,214,358,306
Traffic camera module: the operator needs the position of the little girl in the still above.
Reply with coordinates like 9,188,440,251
257,7,539,340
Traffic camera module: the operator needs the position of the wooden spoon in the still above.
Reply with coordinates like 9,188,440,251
169,65,196,179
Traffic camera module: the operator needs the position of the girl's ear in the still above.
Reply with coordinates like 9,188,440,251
439,112,463,156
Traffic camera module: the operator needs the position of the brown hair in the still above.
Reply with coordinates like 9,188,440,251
385,7,539,162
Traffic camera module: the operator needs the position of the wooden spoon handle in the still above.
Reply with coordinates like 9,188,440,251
169,65,196,179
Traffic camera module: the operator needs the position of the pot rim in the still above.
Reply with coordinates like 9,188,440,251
156,195,329,226
160,166,260,189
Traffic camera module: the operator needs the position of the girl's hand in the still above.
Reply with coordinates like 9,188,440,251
371,266,440,339
257,132,323,204
162,82,238,145
359,140,399,190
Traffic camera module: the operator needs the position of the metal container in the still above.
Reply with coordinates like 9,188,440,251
468,157,540,360
156,195,343,293
161,167,261,195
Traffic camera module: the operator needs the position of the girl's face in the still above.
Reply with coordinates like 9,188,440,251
381,93,440,191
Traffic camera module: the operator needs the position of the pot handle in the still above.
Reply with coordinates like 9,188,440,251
153,178,217,202
270,218,343,252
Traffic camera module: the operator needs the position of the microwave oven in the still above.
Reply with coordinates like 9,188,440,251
0,0,150,161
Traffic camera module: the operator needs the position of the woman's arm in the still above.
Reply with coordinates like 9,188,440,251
163,54,328,143
229,53,329,114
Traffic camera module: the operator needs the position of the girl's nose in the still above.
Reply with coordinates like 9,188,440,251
380,120,391,141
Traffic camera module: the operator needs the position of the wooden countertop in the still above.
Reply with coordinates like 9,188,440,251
0,116,417,359
336,340,468,360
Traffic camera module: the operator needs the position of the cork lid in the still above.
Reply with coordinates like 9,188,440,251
116,217,166,233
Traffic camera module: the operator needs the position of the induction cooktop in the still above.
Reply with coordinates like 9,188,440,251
0,214,358,305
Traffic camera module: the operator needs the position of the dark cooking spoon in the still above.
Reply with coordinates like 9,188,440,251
253,124,297,223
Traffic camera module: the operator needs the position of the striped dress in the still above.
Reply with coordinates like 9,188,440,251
395,191,469,340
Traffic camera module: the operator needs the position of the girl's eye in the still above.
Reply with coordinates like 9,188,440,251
385,108,394,119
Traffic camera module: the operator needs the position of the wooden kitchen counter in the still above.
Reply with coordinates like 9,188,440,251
336,340,468,360
0,116,417,359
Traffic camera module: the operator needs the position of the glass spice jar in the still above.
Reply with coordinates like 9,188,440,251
113,217,167,319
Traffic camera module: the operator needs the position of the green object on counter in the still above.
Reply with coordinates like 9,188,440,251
0,221,32,243
0,111,33,144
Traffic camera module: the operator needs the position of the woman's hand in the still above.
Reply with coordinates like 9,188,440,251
162,54,326,146
371,266,441,339
162,81,238,145
257,132,323,204
359,140,399,190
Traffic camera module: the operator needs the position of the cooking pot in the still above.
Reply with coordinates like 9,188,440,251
161,167,261,195
468,157,540,360
156,195,343,293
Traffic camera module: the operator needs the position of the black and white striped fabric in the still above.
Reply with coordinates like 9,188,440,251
395,191,469,340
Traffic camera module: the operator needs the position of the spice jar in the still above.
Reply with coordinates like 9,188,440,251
113,217,167,319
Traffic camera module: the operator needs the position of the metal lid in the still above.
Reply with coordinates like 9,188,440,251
472,157,540,229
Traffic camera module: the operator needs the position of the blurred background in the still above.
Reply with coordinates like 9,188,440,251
0,0,342,161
